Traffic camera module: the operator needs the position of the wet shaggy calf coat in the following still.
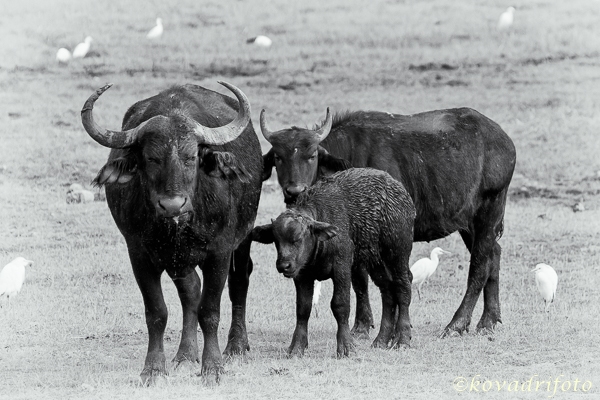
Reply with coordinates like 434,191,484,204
260,108,516,337
252,168,416,357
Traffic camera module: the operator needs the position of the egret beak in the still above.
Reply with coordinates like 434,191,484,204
441,250,452,255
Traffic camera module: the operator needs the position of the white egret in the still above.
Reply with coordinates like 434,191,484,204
0,257,32,305
312,281,322,317
497,6,516,31
72,36,93,59
246,35,272,48
56,48,72,63
410,247,451,299
532,263,558,312
147,18,163,39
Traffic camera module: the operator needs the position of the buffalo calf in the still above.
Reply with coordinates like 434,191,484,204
252,168,415,357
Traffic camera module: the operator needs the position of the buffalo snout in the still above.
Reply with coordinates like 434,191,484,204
284,185,306,201
156,195,190,218
277,261,297,277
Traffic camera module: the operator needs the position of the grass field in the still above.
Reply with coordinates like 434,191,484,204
1,0,599,398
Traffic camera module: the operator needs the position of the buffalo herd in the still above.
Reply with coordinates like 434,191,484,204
81,81,516,384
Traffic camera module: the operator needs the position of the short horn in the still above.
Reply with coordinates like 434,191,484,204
313,107,332,143
192,81,251,146
81,84,144,148
259,109,275,144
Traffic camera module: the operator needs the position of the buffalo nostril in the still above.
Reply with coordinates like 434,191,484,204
157,196,187,217
277,262,291,272
285,186,305,196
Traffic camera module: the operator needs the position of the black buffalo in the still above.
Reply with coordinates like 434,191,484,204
81,82,262,384
253,168,415,356
260,108,516,337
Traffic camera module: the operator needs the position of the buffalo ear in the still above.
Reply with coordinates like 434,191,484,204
310,220,339,241
252,224,275,244
201,148,250,183
317,147,351,176
92,156,137,188
261,149,275,181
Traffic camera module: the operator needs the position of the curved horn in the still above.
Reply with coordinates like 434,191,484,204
312,107,333,143
81,84,146,148
259,109,275,144
192,81,251,146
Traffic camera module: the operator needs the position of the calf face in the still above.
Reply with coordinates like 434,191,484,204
260,109,340,204
252,211,338,278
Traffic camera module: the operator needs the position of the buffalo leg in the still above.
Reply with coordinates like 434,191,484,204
477,241,502,332
477,192,508,333
224,236,253,357
350,265,374,339
171,270,202,367
128,246,168,385
388,259,412,349
288,278,314,357
331,274,354,358
442,198,505,337
198,252,230,383
371,286,395,348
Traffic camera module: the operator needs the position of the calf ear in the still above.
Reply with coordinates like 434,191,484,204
252,224,275,244
201,148,250,183
317,147,351,176
92,156,137,187
310,220,339,241
262,149,275,181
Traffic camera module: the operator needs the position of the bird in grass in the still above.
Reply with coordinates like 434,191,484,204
72,36,93,59
572,199,585,213
56,48,72,63
147,18,163,39
312,281,322,317
532,263,558,312
410,247,451,299
497,6,516,31
0,257,33,305
246,35,272,48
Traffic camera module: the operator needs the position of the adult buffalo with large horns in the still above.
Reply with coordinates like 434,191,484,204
81,82,262,384
260,107,516,339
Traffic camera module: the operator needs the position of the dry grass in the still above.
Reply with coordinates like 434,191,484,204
1,0,599,398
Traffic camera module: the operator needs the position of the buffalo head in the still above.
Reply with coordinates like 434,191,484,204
252,210,338,278
81,81,251,221
260,108,349,204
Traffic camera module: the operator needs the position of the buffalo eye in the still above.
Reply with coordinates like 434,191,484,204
274,154,282,163
147,157,161,165
308,153,317,162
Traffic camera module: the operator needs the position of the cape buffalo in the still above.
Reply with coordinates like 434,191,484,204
260,108,516,337
252,168,415,357
81,82,262,384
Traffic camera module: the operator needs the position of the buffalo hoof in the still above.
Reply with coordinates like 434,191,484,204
350,323,372,340
172,358,199,375
388,337,410,350
440,317,470,338
439,325,469,339
139,366,167,387
198,363,224,386
223,339,250,361
336,336,355,358
287,344,307,358
287,333,308,358
476,314,501,335
172,351,200,368
224,324,250,359
371,336,389,349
